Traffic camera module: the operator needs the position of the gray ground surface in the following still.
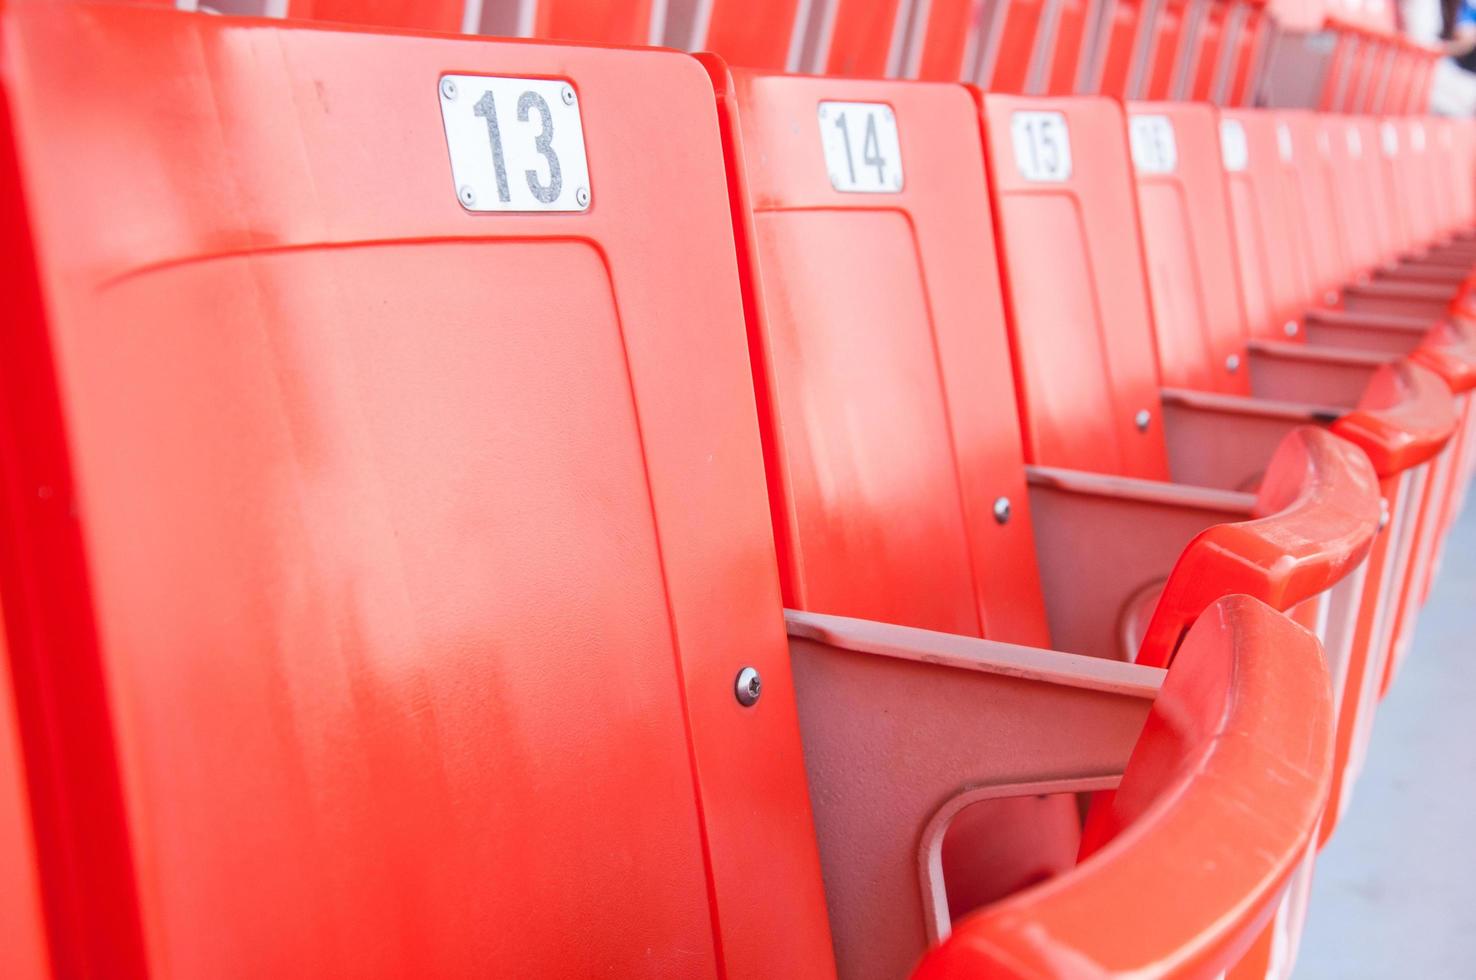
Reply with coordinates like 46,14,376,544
1296,500,1476,978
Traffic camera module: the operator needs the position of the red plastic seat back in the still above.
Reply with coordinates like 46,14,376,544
700,0,804,70
1322,115,1386,279
708,66,1052,648
0,8,832,977
1188,0,1229,100
1044,0,1097,94
1141,0,1191,99
1399,119,1441,247
1219,109,1314,339
1284,113,1353,304
820,0,907,76
1126,102,1251,394
1097,0,1151,97
910,0,981,81
913,594,1335,977
979,95,1172,481
531,0,659,44
286,0,464,31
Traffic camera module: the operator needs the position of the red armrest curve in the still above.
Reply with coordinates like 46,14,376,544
1330,360,1457,475
911,595,1334,979
1136,427,1379,668
1412,321,1476,393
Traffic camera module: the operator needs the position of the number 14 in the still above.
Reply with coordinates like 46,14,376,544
834,111,887,184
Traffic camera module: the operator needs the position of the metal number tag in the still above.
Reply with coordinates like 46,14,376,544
1129,115,1177,174
1381,122,1399,157
1011,111,1072,182
1346,125,1363,159
439,74,591,212
1277,122,1294,163
818,102,904,192
1412,122,1427,154
1219,119,1248,172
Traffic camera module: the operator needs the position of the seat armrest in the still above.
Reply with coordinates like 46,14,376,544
785,611,1162,980
1410,325,1476,393
1136,428,1380,667
911,596,1335,980
1331,360,1457,476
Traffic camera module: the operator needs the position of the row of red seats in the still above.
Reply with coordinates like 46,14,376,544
219,0,1435,113
3,2,1475,978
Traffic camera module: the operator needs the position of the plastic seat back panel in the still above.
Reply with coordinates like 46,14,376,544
1286,112,1351,305
1128,102,1250,394
0,9,832,977
286,0,463,31
703,0,802,69
980,94,1172,481
1222,109,1314,339
752,209,984,633
711,68,1054,649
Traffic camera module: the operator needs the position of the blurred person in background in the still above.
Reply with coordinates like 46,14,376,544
1420,0,1476,112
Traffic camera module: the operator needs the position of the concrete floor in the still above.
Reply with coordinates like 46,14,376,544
1296,501,1476,978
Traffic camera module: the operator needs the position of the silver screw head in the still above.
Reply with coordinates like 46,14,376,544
1284,320,1299,337
561,84,576,106
458,185,476,207
1134,409,1152,432
735,667,762,707
1226,354,1241,373
440,77,458,100
992,496,1012,524
575,186,590,208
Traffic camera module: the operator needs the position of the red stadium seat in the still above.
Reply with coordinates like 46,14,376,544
1,7,840,976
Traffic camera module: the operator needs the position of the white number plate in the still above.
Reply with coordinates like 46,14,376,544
1011,111,1072,182
1345,125,1363,159
1129,115,1177,174
818,102,903,193
1380,121,1399,157
438,74,591,212
1220,119,1248,172
1277,122,1294,163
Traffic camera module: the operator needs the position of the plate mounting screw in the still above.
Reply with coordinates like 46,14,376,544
735,667,762,707
1226,354,1240,373
992,496,1012,524
561,85,576,106
575,187,590,208
1285,321,1299,337
1134,409,1152,432
458,185,476,207
440,77,458,100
